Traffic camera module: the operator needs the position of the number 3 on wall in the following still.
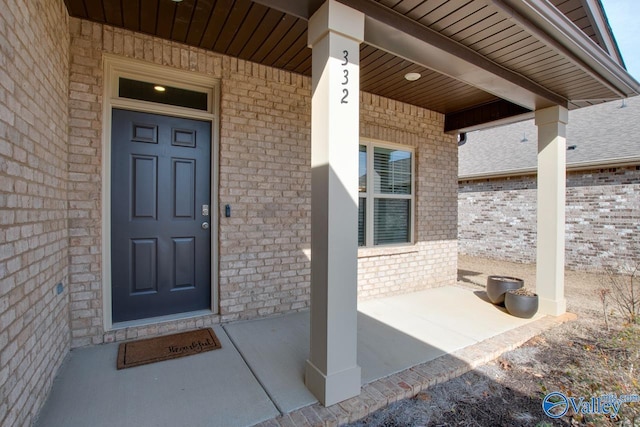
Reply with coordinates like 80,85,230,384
342,50,349,66
341,50,349,104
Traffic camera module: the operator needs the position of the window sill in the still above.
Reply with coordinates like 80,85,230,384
358,244,419,259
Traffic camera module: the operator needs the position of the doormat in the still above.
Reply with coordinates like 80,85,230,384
117,328,221,369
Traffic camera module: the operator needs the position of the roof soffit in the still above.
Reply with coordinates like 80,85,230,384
491,0,639,97
264,0,638,107
63,0,640,131
353,0,639,130
288,0,568,111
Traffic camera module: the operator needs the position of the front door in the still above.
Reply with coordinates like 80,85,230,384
111,109,211,323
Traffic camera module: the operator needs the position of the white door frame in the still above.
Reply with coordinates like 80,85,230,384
101,54,220,330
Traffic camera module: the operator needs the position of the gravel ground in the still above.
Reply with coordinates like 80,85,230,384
346,255,640,427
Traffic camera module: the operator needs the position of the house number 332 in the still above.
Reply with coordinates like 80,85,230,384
341,50,349,104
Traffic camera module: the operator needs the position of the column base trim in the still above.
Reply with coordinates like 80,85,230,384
538,296,567,316
305,359,361,407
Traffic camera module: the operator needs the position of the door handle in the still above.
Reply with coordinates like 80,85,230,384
202,222,209,230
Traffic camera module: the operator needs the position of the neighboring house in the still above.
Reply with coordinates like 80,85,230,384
459,96,640,271
1,0,639,425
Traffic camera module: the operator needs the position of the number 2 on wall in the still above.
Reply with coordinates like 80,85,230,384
341,89,349,104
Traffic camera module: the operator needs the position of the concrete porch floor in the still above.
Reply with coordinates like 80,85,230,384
34,286,574,427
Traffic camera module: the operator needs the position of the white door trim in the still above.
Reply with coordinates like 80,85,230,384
101,54,220,331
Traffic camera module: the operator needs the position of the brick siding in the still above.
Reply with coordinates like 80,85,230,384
1,12,458,425
0,1,70,426
358,94,458,299
217,61,312,321
458,166,640,271
65,19,457,346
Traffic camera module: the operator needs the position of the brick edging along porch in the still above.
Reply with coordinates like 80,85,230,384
255,313,577,427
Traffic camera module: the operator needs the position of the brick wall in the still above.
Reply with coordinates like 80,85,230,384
68,19,458,346
0,1,70,426
458,166,640,271
218,65,312,321
458,176,537,264
358,94,458,299
67,20,105,347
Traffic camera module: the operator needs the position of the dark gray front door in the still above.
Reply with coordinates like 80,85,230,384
111,109,211,323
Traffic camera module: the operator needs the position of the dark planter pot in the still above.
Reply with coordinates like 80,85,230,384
504,291,539,318
486,275,524,305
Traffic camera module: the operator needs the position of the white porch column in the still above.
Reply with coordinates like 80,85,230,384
305,0,364,406
535,105,568,315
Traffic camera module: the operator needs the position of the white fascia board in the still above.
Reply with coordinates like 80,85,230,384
580,0,625,66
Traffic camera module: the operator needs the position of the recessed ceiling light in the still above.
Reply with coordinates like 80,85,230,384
154,85,166,92
171,0,183,2
404,72,421,81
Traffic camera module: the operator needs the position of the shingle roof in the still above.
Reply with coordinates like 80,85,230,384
458,96,640,178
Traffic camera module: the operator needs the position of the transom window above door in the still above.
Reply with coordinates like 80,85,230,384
105,55,217,117
118,77,208,111
359,141,414,247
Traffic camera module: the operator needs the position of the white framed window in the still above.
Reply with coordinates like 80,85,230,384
359,140,414,247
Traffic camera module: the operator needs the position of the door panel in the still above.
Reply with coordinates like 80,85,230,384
131,238,157,294
173,159,195,218
111,109,211,322
173,237,195,289
132,155,158,219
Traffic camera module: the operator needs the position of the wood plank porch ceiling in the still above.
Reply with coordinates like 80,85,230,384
63,0,626,128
